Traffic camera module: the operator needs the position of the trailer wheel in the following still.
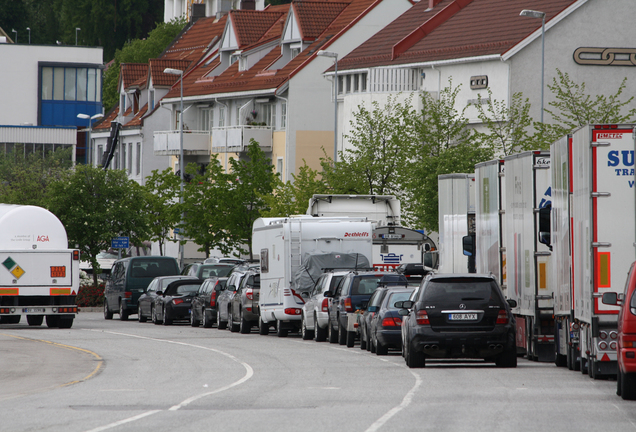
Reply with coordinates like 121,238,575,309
27,315,44,326
258,316,269,335
104,302,113,320
46,315,60,328
58,317,74,329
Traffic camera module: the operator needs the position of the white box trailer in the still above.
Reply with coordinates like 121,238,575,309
253,216,373,337
474,159,507,294
568,124,633,377
0,204,80,328
437,173,475,274
504,151,555,361
307,194,400,226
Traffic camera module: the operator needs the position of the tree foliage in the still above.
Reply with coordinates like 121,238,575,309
263,161,327,217
46,165,150,287
143,168,182,256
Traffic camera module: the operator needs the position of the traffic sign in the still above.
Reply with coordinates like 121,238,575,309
111,236,129,249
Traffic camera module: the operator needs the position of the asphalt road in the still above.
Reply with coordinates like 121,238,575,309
1,312,635,432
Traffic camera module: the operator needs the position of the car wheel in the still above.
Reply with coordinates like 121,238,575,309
217,309,227,330
119,301,129,321
622,370,636,400
229,309,239,332
239,310,251,334
276,319,288,337
495,347,517,367
26,315,44,326
370,336,376,353
406,344,425,368
202,309,213,328
104,301,113,320
152,305,162,325
346,330,355,348
328,319,338,343
314,313,327,342
301,314,313,340
163,307,173,325
259,316,269,335
191,308,200,327
360,326,367,350
138,305,147,323
337,321,347,345
376,339,388,355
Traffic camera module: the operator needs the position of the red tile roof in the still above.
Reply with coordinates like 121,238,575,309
338,0,577,70
294,1,349,41
150,59,192,87
162,15,228,63
231,10,286,46
124,103,149,128
120,63,149,89
93,106,119,131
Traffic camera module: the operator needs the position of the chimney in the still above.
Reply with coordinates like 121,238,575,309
241,0,256,10
191,3,206,22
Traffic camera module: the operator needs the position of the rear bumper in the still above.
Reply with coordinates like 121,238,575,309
410,326,514,359
376,329,402,349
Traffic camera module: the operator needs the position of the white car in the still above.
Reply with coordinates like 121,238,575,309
301,270,350,341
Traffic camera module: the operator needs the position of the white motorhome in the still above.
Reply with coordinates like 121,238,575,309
437,173,475,274
0,205,80,328
504,151,554,361
561,125,632,378
253,216,373,337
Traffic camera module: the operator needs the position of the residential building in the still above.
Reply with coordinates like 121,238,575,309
164,0,265,22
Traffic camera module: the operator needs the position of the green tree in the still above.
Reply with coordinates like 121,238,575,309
46,165,151,287
474,89,534,156
181,159,233,257
102,17,188,111
226,141,277,259
0,146,73,206
143,168,182,256
263,161,327,217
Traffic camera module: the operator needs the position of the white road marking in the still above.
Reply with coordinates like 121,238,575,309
83,329,254,431
364,369,422,432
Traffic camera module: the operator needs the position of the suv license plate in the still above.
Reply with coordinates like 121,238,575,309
23,308,45,313
449,313,477,320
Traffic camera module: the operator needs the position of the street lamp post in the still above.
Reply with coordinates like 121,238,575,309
75,27,81,46
164,67,185,268
317,50,339,164
26,27,30,44
520,9,546,123
11,29,17,43
77,113,104,166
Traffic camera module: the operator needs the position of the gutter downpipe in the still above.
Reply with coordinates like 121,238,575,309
215,98,229,173
275,93,289,183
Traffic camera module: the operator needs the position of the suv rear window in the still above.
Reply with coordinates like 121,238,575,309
351,275,384,295
421,278,502,304
131,259,179,278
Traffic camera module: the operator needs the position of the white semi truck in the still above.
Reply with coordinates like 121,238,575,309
504,151,555,361
549,125,632,378
253,216,373,337
0,204,80,328
438,173,475,273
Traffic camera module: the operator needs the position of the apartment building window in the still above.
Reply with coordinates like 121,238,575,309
97,145,103,164
149,89,155,109
136,143,141,175
337,75,344,95
277,157,283,175
121,145,126,172
361,73,368,92
41,66,101,102
127,143,133,173
200,109,213,131
175,110,181,130
353,75,359,92
262,103,276,127
346,75,351,93
219,107,225,127
281,102,287,129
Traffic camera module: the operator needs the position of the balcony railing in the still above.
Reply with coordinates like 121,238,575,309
153,130,211,156
211,125,273,153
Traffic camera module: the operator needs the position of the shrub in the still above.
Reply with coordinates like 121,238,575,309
76,283,105,307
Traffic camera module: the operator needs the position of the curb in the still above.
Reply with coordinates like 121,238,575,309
78,307,103,313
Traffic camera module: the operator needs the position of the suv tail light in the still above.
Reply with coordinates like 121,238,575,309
496,310,509,324
173,299,184,305
124,291,132,299
382,317,402,327
416,310,429,325
210,291,217,307
344,297,354,312
321,298,329,312
284,308,302,315
246,288,253,300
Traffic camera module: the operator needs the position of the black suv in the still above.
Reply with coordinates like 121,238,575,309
325,271,408,347
399,273,517,368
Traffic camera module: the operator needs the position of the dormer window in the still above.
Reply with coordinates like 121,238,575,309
290,43,302,59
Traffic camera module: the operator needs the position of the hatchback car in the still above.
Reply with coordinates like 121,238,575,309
153,279,202,325
138,275,198,323
361,286,414,354
191,277,228,328
325,271,408,347
301,270,348,341
216,270,249,330
399,273,517,368
603,260,636,400
228,270,260,334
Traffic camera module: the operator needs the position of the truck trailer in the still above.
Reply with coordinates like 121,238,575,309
253,216,373,337
0,204,80,328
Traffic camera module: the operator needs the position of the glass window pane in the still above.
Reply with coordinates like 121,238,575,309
95,70,101,102
53,67,64,100
77,68,87,101
65,68,76,100
41,67,53,100
87,69,96,102
136,143,141,175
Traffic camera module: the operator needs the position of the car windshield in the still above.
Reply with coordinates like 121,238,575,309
200,265,235,278
171,284,201,295
421,278,501,303
351,275,384,295
386,291,414,309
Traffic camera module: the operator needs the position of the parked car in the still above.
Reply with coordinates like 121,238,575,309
191,277,228,328
216,270,249,330
364,286,414,355
228,270,260,334
398,273,517,368
104,256,180,321
325,271,408,347
204,256,247,265
395,263,431,286
138,275,198,323
301,270,349,341
153,279,203,325
602,261,636,400
182,262,236,279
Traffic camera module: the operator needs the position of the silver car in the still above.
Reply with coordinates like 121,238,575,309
301,271,349,341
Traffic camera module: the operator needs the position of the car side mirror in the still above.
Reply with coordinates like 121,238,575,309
462,235,475,256
323,291,333,298
506,298,517,308
401,300,414,309
367,306,378,312
398,309,409,316
602,292,621,305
